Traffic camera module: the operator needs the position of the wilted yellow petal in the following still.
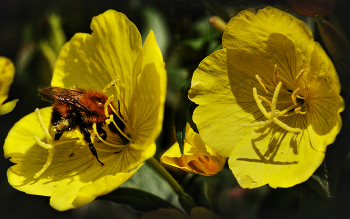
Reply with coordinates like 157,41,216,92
161,124,225,176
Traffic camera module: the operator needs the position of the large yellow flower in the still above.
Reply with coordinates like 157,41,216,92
0,57,18,115
161,123,226,176
4,10,166,210
188,7,343,188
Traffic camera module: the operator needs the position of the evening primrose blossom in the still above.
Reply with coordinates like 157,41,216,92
188,7,343,188
4,10,166,211
0,57,18,115
161,123,226,176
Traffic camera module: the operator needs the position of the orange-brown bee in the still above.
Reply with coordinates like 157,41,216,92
38,87,127,165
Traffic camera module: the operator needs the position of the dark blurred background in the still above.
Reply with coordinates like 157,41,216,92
1,0,350,218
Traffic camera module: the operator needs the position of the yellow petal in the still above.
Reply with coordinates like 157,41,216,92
161,124,226,176
305,43,344,152
189,49,256,157
52,10,142,113
5,107,59,196
0,99,18,115
229,125,326,188
50,164,143,211
0,56,17,114
223,6,314,56
129,30,166,144
4,107,147,210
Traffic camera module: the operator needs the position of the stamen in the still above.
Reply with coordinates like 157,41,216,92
107,115,133,143
102,76,120,93
274,64,279,85
272,117,301,133
291,88,300,105
258,95,272,107
33,108,79,178
34,148,54,178
255,75,268,94
278,104,299,116
35,108,52,142
103,77,130,129
271,82,282,115
104,95,114,118
240,82,301,133
253,88,271,119
92,123,131,147
239,119,273,127
105,95,130,130
294,69,304,83
295,105,308,114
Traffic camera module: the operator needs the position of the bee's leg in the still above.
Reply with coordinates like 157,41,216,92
97,127,107,142
80,126,104,166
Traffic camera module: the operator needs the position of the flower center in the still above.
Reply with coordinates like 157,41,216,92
92,77,133,148
239,65,309,133
33,77,132,178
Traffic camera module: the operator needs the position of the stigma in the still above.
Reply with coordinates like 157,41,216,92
239,65,309,133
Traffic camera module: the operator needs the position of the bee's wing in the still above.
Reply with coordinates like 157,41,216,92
38,87,90,113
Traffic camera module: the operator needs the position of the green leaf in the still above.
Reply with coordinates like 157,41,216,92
306,161,330,198
174,90,192,154
187,102,199,133
99,188,178,213
119,163,182,210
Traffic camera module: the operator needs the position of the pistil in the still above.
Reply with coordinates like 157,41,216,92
239,82,301,133
33,108,79,178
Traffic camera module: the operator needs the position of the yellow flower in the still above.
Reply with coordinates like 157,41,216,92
4,10,166,211
0,57,18,115
141,207,224,219
188,7,344,188
161,123,226,176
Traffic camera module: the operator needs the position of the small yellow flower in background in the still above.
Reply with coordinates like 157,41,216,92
141,207,224,219
0,57,18,115
189,7,344,188
4,10,166,211
161,123,226,176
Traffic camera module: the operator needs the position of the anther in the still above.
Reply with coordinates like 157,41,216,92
291,88,300,105
103,76,120,93
274,65,279,85
258,95,272,107
255,75,268,94
294,69,304,83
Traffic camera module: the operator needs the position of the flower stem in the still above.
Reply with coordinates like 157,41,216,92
146,157,196,214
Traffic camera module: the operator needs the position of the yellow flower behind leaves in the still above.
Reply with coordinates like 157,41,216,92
0,57,18,115
161,123,226,176
188,7,344,188
4,10,166,210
